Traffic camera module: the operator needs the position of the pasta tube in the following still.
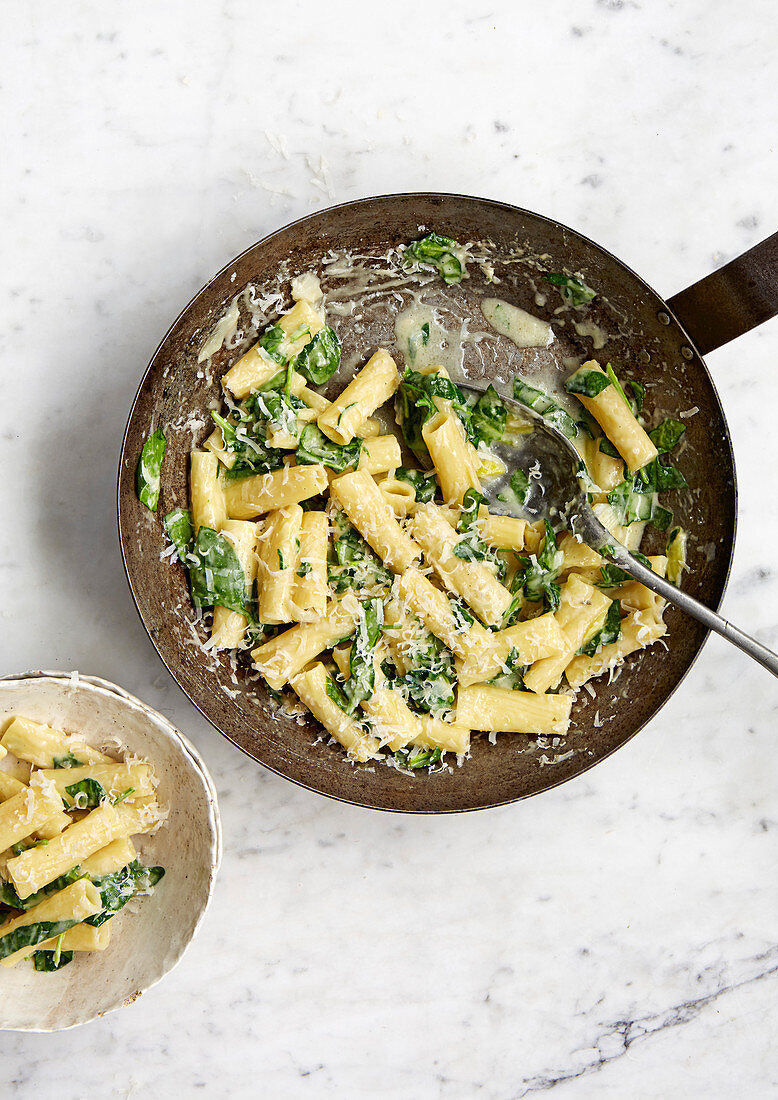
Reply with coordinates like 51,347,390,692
456,685,572,736
422,409,481,505
0,772,26,801
566,362,658,474
38,763,155,803
290,511,328,622
358,434,402,476
7,802,161,899
190,450,227,533
481,514,529,554
0,880,103,967
289,663,380,763
210,520,259,649
565,609,667,688
224,464,328,519
256,506,304,624
411,503,513,627
318,349,400,444
397,569,493,660
252,599,360,690
523,575,612,694
458,612,569,687
31,921,111,958
331,470,421,574
0,774,64,853
1,717,113,769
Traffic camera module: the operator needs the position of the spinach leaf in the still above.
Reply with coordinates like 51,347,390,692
406,233,464,285
636,459,687,493
325,676,351,713
565,369,612,399
189,527,249,613
595,549,654,588
0,868,84,911
393,746,443,769
51,752,84,769
65,778,109,809
579,599,622,656
605,363,630,409
513,378,579,439
543,273,595,306
379,632,455,717
294,326,341,385
627,379,645,414
407,322,430,364
257,324,288,364
597,563,630,587
135,429,166,512
341,599,384,713
649,418,686,454
402,635,455,715
0,919,78,960
598,436,621,459
86,861,165,928
488,646,527,690
163,508,194,562
33,948,74,971
607,471,679,532
395,467,437,503
450,599,475,631
512,521,564,609
296,424,362,471
453,489,507,580
470,384,508,445
454,490,492,565
252,391,301,437
214,394,290,479
396,368,472,463
496,468,531,512
328,510,392,594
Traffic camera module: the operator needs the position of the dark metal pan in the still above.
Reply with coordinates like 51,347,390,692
117,193,778,813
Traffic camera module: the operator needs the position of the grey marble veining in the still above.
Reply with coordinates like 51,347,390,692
1,1,778,1096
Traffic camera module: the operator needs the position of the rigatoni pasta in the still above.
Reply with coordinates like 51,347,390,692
152,255,687,774
0,717,166,972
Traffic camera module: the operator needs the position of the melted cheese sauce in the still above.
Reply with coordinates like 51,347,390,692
480,297,553,349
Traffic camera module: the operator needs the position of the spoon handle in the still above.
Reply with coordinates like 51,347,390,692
605,547,778,678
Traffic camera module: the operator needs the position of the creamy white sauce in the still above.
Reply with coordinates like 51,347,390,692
394,300,465,375
198,299,241,362
291,271,323,306
481,298,553,349
573,319,609,350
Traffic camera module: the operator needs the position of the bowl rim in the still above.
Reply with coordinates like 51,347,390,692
0,670,222,1032
116,191,738,813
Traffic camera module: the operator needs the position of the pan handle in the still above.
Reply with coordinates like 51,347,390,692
666,231,778,355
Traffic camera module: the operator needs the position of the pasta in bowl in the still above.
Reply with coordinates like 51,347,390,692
0,672,220,1031
118,195,735,812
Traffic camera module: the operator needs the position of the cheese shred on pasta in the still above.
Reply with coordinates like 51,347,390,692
165,256,687,772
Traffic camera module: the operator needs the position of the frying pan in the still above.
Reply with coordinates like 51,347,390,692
117,193,778,813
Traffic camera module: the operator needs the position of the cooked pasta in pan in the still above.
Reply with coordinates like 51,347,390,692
139,233,689,772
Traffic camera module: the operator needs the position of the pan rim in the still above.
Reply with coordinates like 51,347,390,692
117,191,738,813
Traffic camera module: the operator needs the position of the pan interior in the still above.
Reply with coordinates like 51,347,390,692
118,195,735,812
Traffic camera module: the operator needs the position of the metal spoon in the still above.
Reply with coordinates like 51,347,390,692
459,381,778,678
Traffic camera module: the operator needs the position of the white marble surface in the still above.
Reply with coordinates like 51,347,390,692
2,1,778,1095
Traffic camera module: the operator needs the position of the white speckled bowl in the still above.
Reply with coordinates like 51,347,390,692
0,672,221,1031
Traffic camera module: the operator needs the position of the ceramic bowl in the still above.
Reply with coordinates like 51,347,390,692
0,671,221,1031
